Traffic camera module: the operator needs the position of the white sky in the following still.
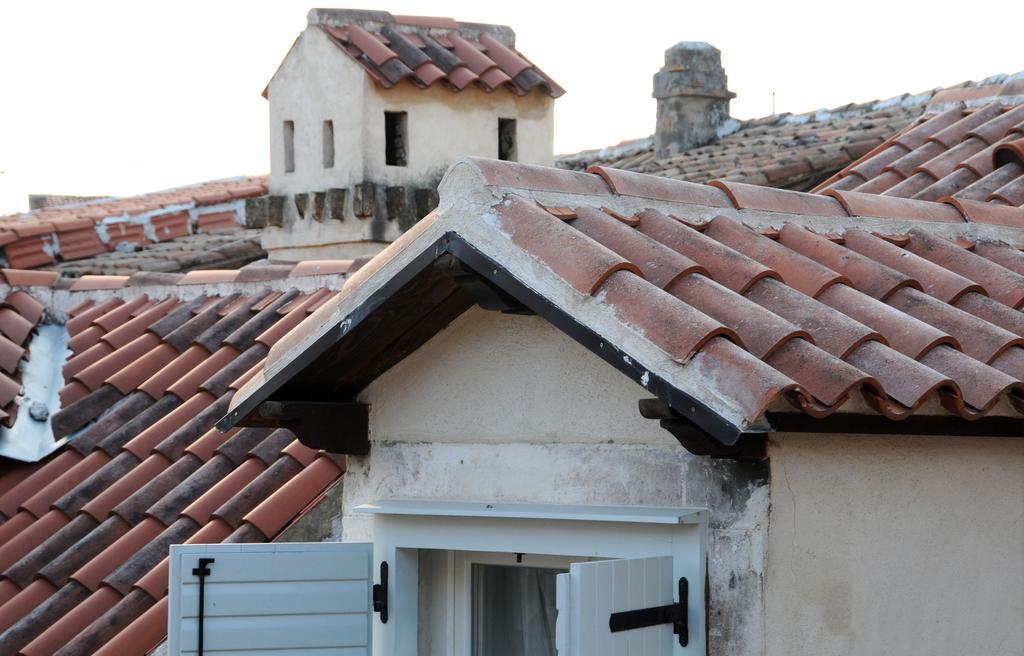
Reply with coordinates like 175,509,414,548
0,0,1019,215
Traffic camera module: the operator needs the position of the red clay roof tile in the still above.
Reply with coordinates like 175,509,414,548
69,275,130,291
905,229,1024,307
491,196,641,295
74,333,162,392
91,595,166,656
0,579,57,634
819,101,1024,213
597,269,738,361
0,451,83,518
180,459,264,526
66,299,121,336
0,509,69,571
18,451,109,519
0,335,24,375
70,518,163,591
80,455,171,522
20,585,120,656
825,189,966,222
317,13,561,98
1,269,59,287
710,180,848,216
241,456,341,537
0,307,35,345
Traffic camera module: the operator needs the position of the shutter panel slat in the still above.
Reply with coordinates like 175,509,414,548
556,555,674,656
169,542,373,656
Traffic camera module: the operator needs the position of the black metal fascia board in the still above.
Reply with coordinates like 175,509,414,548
217,234,451,431
218,231,747,445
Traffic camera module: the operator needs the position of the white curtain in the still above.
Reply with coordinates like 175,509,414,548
471,564,562,656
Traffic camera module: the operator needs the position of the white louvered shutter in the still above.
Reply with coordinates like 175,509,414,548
168,542,373,656
555,555,677,656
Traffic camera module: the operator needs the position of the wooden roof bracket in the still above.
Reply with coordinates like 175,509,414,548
639,398,767,460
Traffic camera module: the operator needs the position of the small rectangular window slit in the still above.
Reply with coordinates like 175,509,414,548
283,120,295,173
498,118,517,161
385,111,408,167
323,120,335,169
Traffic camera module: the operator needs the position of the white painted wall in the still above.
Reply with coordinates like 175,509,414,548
765,434,1024,656
267,27,367,196
263,26,555,261
361,83,554,185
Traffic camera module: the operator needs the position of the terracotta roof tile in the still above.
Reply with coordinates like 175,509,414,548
105,518,200,596
281,440,319,468
212,455,302,528
558,80,1021,191
80,455,171,522
66,298,121,336
316,11,562,98
20,585,120,656
91,594,167,656
241,455,341,536
180,460,264,525
491,196,641,294
239,157,1024,449
1,269,60,287
0,579,57,633
0,270,346,654
38,517,129,588
2,514,97,588
18,451,109,519
70,518,164,592
0,511,34,545
58,588,155,656
819,101,1024,213
0,509,69,571
0,177,266,276
0,451,83,518
0,581,90,654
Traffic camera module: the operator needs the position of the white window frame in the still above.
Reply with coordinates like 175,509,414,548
354,500,708,656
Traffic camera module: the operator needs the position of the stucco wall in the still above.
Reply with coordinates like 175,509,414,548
263,27,554,261
348,307,769,655
361,83,554,184
267,27,366,196
765,434,1024,656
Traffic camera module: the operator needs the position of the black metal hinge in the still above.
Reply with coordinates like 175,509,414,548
372,561,388,623
609,577,688,647
192,557,215,656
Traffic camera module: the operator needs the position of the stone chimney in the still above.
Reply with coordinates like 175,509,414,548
653,42,735,159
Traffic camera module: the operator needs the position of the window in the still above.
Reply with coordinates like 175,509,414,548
498,118,517,161
283,120,295,173
358,500,708,655
323,120,335,168
470,558,566,656
385,111,408,166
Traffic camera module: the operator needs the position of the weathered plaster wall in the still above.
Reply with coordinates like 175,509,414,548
765,434,1024,656
263,26,555,261
348,307,769,655
267,27,367,197
361,83,554,184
